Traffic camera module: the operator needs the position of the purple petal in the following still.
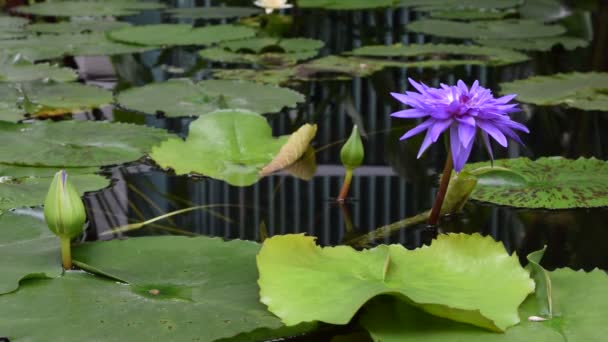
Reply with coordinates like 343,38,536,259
450,125,475,172
456,116,476,126
399,119,434,140
417,130,434,159
391,109,428,119
390,92,409,104
495,94,517,104
428,119,453,142
408,78,427,93
481,131,494,163
477,121,508,147
458,122,477,147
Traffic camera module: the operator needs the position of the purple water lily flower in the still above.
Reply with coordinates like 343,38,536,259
391,78,529,172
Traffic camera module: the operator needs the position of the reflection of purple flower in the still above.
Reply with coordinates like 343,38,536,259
391,78,529,172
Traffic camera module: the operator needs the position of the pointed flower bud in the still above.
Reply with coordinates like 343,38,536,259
340,125,364,170
44,170,86,240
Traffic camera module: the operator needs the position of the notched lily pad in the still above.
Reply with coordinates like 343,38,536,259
14,0,165,17
17,82,112,117
0,174,110,211
476,36,589,51
0,62,77,83
348,43,529,66
116,78,304,117
0,211,61,295
0,120,174,167
499,72,608,111
407,19,565,39
150,110,315,186
199,38,324,66
108,24,256,47
25,20,131,34
166,6,261,19
465,157,608,209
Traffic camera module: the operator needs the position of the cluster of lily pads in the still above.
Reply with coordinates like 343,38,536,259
0,0,607,341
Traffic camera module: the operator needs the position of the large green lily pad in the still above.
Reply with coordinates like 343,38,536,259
17,82,112,116
166,6,261,19
0,211,61,295
108,24,255,47
298,0,396,9
0,165,99,179
0,120,173,167
116,78,304,117
407,19,565,39
67,236,311,341
0,32,157,62
499,72,608,111
476,36,589,51
257,233,534,331
150,110,315,186
348,43,529,66
25,20,131,34
14,0,165,17
0,173,109,211
0,62,77,83
465,157,608,209
212,68,296,85
199,38,324,66
360,268,608,341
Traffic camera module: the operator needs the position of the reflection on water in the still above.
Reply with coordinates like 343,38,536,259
80,2,608,272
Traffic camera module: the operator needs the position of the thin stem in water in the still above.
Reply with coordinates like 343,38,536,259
337,168,354,203
428,151,453,226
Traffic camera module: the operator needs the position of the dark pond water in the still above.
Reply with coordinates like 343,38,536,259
68,1,608,277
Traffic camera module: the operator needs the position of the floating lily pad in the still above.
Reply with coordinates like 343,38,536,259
0,211,61,295
26,20,131,34
108,24,255,47
0,271,308,342
17,82,112,116
166,6,261,19
298,0,396,10
0,164,99,179
0,16,28,40
0,120,173,167
116,79,304,117
407,19,565,39
199,38,323,66
476,36,588,51
499,72,608,111
360,268,608,342
348,43,529,66
257,233,534,331
212,68,296,85
150,110,315,186
14,0,165,17
295,55,385,79
409,0,523,11
0,84,25,121
0,174,109,211
0,33,157,62
429,9,514,20
0,62,77,83
465,157,608,209
64,236,313,341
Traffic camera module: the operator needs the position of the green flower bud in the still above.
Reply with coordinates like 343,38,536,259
340,125,364,170
44,170,86,239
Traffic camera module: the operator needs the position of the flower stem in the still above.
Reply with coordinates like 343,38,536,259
337,168,354,202
428,151,454,226
60,237,72,270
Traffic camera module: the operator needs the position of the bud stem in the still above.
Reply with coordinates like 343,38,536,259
60,237,72,270
337,168,354,203
428,151,454,226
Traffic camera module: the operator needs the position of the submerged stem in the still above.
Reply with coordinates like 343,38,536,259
428,151,454,226
60,237,72,270
337,168,354,203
